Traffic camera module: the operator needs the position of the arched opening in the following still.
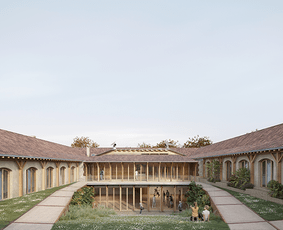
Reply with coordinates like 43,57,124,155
239,160,249,169
46,167,53,189
226,161,232,181
261,159,274,187
0,168,10,200
26,167,36,194
60,167,66,185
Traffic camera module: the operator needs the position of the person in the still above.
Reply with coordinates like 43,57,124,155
139,202,144,214
202,205,210,222
163,191,166,203
100,169,104,180
166,190,169,206
170,195,173,208
190,202,199,222
178,201,182,212
135,170,139,180
152,195,156,208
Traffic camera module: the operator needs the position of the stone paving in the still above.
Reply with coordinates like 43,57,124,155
4,181,283,230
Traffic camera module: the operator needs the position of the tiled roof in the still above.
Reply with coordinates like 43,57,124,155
192,123,283,159
0,129,85,161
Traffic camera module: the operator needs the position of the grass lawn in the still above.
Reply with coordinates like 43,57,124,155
0,183,72,229
52,205,229,230
215,186,283,221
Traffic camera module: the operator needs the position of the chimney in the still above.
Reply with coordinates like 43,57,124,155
86,147,90,157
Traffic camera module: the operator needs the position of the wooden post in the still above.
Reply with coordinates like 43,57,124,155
182,163,185,182
140,187,142,204
104,164,106,180
76,163,79,182
203,160,206,178
147,185,150,212
181,187,183,203
120,186,122,211
158,163,161,182
106,186,108,208
97,163,100,181
126,187,129,210
140,165,143,181
146,162,149,182
160,186,163,212
174,186,176,212
170,163,173,182
116,164,117,180
122,163,124,181
110,163,112,181
16,160,27,197
164,164,166,181
219,158,223,181
40,161,47,191
133,186,135,211
188,164,190,181
55,162,60,186
271,152,283,183
231,156,237,173
134,163,136,182
153,164,155,181
176,164,179,181
128,163,130,181
194,163,197,181
248,154,257,184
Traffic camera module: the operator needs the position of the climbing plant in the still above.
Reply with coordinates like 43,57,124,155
206,159,220,183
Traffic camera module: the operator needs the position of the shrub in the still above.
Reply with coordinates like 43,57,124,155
185,181,210,207
207,160,221,183
70,186,95,206
267,180,283,199
227,168,253,190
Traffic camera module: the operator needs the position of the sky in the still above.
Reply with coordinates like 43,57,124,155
0,1,283,148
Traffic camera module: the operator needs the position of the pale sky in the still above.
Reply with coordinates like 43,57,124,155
1,1,282,148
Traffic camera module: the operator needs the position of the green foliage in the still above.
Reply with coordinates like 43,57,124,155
60,205,116,221
70,186,95,206
227,168,254,190
183,135,212,148
185,181,210,207
267,180,283,199
206,160,220,183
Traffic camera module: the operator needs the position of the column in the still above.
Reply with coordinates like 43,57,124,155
140,165,143,181
153,164,155,181
248,154,256,184
187,164,190,181
147,185,150,212
104,164,106,180
203,160,206,178
140,187,142,204
68,163,71,184
110,163,112,181
158,163,161,182
106,186,108,208
128,163,130,181
133,186,135,211
97,163,100,182
182,163,185,182
170,163,173,182
146,162,149,182
173,186,176,212
116,164,117,180
160,186,163,212
134,163,136,182
40,161,47,191
181,187,183,203
232,156,237,173
126,187,129,210
219,158,223,181
16,160,27,197
194,163,197,181
122,163,124,181
119,186,122,211
76,163,79,182
55,162,60,186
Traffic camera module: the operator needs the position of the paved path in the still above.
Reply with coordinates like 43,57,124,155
4,181,87,230
199,182,283,230
4,181,283,230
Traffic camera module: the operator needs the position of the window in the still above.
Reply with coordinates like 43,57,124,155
239,160,249,169
226,161,232,181
46,167,53,188
60,167,66,185
0,168,9,200
71,166,75,183
261,159,274,187
26,167,36,194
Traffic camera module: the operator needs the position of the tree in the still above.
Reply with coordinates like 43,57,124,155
71,136,99,148
153,139,179,148
183,135,212,148
137,142,152,148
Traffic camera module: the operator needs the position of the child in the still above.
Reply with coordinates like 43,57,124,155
202,205,210,222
